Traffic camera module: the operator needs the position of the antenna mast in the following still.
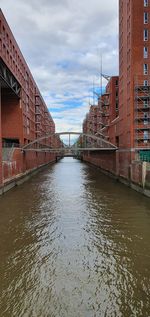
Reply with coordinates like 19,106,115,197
100,54,102,97
93,79,95,105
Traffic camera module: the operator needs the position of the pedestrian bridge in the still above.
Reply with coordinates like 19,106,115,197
22,132,117,157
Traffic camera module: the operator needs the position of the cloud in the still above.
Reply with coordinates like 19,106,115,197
1,0,118,132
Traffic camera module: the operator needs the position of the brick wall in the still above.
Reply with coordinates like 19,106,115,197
83,151,117,175
1,96,23,143
2,148,56,181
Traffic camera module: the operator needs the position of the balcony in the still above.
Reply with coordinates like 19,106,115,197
135,133,150,140
135,115,150,120
135,96,150,102
135,104,150,110
102,100,109,106
135,123,150,130
102,112,109,117
135,85,150,92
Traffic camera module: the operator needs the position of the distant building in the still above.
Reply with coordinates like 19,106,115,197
82,76,119,146
83,105,98,135
98,76,119,145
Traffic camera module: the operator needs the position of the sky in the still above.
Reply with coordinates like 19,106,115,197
1,0,119,133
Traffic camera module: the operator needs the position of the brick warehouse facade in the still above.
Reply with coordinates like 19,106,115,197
82,76,120,177
119,0,150,178
82,0,150,195
0,9,59,186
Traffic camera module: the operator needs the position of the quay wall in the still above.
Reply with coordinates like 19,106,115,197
83,151,150,198
0,149,56,195
82,151,117,176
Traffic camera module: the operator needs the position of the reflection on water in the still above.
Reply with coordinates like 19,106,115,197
0,158,150,317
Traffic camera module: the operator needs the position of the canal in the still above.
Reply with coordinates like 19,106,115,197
0,157,150,317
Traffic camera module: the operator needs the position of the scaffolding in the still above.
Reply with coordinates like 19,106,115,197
99,91,110,136
134,77,150,151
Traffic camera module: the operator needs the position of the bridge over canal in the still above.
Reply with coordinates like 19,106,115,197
22,131,118,157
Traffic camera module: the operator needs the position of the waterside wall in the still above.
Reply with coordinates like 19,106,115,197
0,149,57,195
83,152,150,198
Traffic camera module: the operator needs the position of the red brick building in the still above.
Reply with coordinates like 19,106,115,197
0,10,57,185
82,76,119,146
82,1,150,190
83,105,98,135
82,76,119,176
119,0,150,178
98,76,119,144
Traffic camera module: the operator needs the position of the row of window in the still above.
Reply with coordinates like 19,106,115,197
144,31,149,77
144,0,149,78
144,0,149,81
140,4,149,114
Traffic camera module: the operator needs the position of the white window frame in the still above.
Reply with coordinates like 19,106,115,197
144,12,148,24
144,46,148,58
144,130,148,140
144,0,148,7
144,113,149,125
144,80,149,86
144,99,148,108
144,63,148,75
144,29,148,40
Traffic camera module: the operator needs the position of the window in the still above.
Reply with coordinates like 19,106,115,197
144,0,148,7
35,105,40,113
115,136,119,147
144,46,148,58
127,0,131,14
26,72,29,91
144,80,149,86
144,29,148,40
144,63,148,74
2,26,5,39
127,17,131,31
144,99,148,107
144,113,149,124
144,130,148,140
144,12,148,23
27,118,30,135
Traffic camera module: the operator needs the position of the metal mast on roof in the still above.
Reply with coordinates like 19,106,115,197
93,79,95,105
100,54,102,97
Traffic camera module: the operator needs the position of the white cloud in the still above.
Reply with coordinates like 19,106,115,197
1,0,118,132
